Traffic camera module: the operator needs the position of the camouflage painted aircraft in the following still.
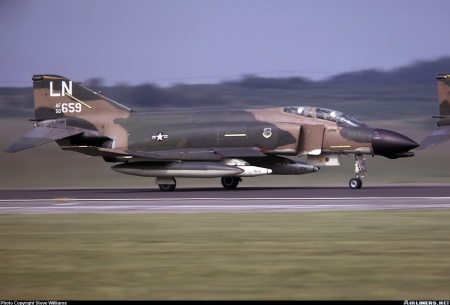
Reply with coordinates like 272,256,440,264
5,75,419,190
420,74,450,149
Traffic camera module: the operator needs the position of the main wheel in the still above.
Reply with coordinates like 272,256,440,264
349,178,362,189
221,177,241,190
159,184,176,192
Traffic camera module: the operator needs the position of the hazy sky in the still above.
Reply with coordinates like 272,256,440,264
2,0,450,87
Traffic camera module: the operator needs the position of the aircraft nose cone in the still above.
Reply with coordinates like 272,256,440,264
372,129,419,157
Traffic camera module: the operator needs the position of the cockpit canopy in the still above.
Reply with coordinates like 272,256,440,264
283,106,368,128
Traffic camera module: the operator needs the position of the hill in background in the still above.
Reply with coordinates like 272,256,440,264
2,56,450,121
324,56,450,86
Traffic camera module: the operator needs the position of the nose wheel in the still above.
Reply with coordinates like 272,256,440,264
347,154,366,189
349,177,363,189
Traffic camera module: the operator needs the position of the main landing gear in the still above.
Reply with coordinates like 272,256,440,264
156,177,177,192
347,154,367,189
159,183,176,192
221,177,242,190
156,177,243,191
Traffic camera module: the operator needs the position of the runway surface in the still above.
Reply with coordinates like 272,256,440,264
1,185,450,213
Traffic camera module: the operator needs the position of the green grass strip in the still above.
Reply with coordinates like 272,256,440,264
1,210,450,300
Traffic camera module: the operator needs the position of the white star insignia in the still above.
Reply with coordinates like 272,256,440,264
152,132,168,142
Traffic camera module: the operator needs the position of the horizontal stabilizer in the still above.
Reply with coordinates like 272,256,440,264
5,127,83,153
418,126,450,149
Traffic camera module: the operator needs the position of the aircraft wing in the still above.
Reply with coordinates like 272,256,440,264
127,147,267,160
62,146,267,161
5,127,84,153
418,126,450,149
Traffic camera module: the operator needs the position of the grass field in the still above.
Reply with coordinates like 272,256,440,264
1,211,450,300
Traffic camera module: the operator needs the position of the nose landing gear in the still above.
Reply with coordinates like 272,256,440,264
348,154,366,189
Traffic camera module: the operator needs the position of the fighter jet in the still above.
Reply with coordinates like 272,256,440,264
5,75,419,190
420,74,450,149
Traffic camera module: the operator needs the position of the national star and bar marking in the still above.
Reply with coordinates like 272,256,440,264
152,132,169,141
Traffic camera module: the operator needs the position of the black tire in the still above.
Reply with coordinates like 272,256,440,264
349,178,362,189
159,184,176,192
221,177,240,190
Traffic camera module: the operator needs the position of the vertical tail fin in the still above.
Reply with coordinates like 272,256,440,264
436,74,450,126
419,74,450,149
32,74,131,121
5,75,132,153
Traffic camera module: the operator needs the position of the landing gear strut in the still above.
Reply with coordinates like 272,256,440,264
221,177,241,190
347,154,366,189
